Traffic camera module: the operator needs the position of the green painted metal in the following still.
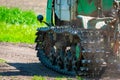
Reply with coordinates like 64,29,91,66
76,43,81,60
77,0,97,15
46,0,53,24
102,0,114,11
77,0,114,15
46,0,114,23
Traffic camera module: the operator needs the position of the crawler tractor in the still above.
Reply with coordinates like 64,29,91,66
35,0,120,78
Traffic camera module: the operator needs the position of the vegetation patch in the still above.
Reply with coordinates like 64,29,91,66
0,22,38,44
0,6,38,25
0,6,46,43
32,76,83,80
32,76,46,80
0,59,6,63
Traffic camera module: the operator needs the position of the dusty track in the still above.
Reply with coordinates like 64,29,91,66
0,42,120,80
0,42,64,80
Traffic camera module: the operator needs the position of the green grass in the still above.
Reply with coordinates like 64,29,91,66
0,22,46,44
32,76,46,80
32,76,83,80
0,59,6,63
0,6,38,25
0,22,40,44
0,6,47,44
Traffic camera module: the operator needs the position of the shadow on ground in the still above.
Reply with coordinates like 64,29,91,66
0,62,67,78
1,62,120,79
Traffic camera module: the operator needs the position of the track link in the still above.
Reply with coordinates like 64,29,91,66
35,27,117,78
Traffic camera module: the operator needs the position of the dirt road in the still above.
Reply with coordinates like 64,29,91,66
0,42,63,80
0,42,120,80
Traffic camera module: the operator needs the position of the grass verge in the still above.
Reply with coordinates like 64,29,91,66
0,6,38,25
0,22,38,44
0,22,47,44
0,6,46,44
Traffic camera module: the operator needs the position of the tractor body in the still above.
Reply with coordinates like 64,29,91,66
35,0,120,78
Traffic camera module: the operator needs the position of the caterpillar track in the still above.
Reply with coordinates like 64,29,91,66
35,26,119,78
34,0,120,79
